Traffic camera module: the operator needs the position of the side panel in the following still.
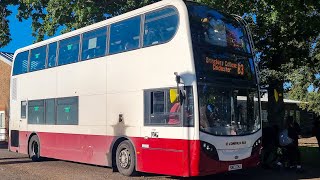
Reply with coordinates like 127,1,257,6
39,132,112,166
13,131,192,176
15,131,113,166
9,130,260,177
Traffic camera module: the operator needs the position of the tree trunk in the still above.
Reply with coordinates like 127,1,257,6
267,80,285,129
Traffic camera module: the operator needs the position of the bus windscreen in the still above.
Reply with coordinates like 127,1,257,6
187,3,251,54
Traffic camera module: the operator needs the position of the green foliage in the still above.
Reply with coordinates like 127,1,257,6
288,66,320,114
0,0,159,46
287,37,320,114
255,0,320,85
16,0,159,42
1,0,320,114
0,0,18,47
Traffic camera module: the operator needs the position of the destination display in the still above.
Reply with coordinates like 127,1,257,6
193,50,255,82
205,57,245,76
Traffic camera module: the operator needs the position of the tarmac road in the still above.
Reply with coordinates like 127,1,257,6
1,142,320,180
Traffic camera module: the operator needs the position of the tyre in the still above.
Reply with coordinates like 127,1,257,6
115,140,136,176
28,135,41,162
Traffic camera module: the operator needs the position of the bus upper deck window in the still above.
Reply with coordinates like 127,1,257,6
144,7,179,47
13,51,29,75
30,46,46,72
109,16,141,54
47,42,57,68
58,36,80,66
81,27,107,60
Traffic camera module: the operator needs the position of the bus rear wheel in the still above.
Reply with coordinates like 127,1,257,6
28,135,41,162
115,140,136,176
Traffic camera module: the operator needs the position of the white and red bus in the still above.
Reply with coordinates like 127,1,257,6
9,0,262,177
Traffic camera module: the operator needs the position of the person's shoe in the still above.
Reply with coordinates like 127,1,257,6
273,161,283,170
276,162,283,167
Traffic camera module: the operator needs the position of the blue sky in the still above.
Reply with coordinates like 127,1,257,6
0,6,35,53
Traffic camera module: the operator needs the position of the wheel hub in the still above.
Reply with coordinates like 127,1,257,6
119,148,131,168
32,142,38,156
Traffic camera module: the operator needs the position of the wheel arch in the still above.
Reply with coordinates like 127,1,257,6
27,132,40,157
109,136,138,171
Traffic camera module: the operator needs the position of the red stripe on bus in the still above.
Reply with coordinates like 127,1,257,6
9,131,260,177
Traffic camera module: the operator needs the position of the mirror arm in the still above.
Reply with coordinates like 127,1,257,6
174,72,185,105
174,72,180,101
179,89,186,105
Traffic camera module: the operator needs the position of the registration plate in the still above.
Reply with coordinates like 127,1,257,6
228,164,242,171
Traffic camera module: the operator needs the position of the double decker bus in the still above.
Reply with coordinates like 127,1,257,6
9,0,262,177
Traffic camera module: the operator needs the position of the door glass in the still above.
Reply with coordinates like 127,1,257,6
0,113,3,128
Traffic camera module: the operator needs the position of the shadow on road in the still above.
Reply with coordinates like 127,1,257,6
0,157,29,160
187,146,320,180
0,157,59,165
136,165,320,180
181,166,320,180
0,159,34,165
0,142,8,149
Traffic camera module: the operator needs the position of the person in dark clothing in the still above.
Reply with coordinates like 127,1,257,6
312,120,320,152
294,121,302,138
273,125,280,147
262,125,280,168
286,116,302,170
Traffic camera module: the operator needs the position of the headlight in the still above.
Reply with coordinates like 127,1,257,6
200,141,219,160
251,138,262,155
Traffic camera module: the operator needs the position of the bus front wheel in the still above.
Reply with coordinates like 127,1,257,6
115,140,136,176
28,135,41,162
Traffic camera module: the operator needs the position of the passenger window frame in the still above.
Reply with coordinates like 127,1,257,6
144,88,183,127
47,42,58,69
57,35,81,66
81,26,108,61
143,6,180,48
56,96,79,125
27,99,45,124
109,15,142,55
21,101,27,119
45,98,56,125
29,45,47,72
13,51,29,76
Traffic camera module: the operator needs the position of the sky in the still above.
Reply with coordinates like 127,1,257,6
0,6,35,53
0,6,103,54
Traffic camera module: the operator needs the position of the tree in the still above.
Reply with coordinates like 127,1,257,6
0,0,159,46
16,0,159,42
1,0,320,123
197,0,320,126
288,40,320,114
253,1,320,126
0,0,18,47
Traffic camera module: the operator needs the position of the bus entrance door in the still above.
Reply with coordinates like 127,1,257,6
140,127,185,176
